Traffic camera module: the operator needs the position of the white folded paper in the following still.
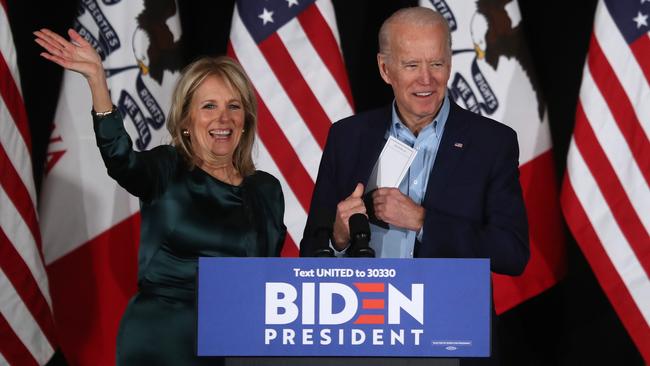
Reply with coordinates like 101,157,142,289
366,136,418,191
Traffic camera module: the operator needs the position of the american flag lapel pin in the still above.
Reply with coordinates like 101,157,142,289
453,142,464,149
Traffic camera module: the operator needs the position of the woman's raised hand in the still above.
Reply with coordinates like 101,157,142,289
34,28,112,112
34,28,104,80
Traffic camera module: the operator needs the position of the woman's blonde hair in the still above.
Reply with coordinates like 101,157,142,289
167,56,257,177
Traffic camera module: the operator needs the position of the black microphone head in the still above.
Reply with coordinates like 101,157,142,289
349,213,374,258
349,213,370,238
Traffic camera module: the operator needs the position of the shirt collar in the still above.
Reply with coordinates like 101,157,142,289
390,92,450,139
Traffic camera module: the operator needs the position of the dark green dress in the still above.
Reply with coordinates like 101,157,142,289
93,112,286,365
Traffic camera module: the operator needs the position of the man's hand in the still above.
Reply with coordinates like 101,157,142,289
332,183,366,249
372,188,425,231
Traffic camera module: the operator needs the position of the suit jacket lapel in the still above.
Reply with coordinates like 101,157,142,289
352,105,392,186
423,100,471,206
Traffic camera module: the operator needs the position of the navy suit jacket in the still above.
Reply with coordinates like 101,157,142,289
300,100,529,276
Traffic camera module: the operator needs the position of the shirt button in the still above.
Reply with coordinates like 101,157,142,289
413,180,418,185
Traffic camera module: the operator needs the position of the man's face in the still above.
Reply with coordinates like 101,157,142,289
377,22,451,130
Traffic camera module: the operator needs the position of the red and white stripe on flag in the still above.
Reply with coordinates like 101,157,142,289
561,0,650,361
0,0,56,364
228,0,354,255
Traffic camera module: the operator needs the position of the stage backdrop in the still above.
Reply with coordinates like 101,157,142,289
4,0,646,365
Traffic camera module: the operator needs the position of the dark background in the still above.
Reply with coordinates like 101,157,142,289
6,0,643,365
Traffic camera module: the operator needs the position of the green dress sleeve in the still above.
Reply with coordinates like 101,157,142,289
245,171,287,257
93,111,177,202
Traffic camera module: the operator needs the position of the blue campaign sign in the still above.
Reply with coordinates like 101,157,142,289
197,258,490,357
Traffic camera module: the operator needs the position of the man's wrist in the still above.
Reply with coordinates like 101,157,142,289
331,238,350,253
332,234,349,251
413,206,426,231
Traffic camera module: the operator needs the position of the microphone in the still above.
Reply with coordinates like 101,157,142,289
348,213,375,258
310,209,335,257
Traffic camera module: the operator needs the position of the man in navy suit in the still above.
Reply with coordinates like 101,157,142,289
300,6,529,277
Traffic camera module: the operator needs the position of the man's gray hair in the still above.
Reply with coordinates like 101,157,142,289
378,7,452,58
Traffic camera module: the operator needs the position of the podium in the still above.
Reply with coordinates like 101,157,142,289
198,258,489,365
225,357,459,365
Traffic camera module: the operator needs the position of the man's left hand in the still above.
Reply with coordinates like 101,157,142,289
372,188,425,231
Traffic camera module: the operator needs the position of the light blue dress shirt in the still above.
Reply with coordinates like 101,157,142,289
369,95,450,258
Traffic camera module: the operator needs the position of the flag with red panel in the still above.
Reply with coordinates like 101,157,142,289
38,1,182,364
420,0,567,314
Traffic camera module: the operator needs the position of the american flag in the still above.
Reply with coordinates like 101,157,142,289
0,0,56,364
228,0,354,255
561,0,650,361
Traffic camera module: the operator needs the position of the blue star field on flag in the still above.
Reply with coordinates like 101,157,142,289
605,0,649,44
237,0,316,43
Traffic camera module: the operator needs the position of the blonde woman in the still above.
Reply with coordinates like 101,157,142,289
36,28,286,365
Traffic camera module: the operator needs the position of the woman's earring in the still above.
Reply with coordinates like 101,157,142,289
241,129,245,133
182,129,190,137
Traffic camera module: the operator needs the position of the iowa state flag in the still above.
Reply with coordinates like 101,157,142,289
420,0,566,314
38,0,182,363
